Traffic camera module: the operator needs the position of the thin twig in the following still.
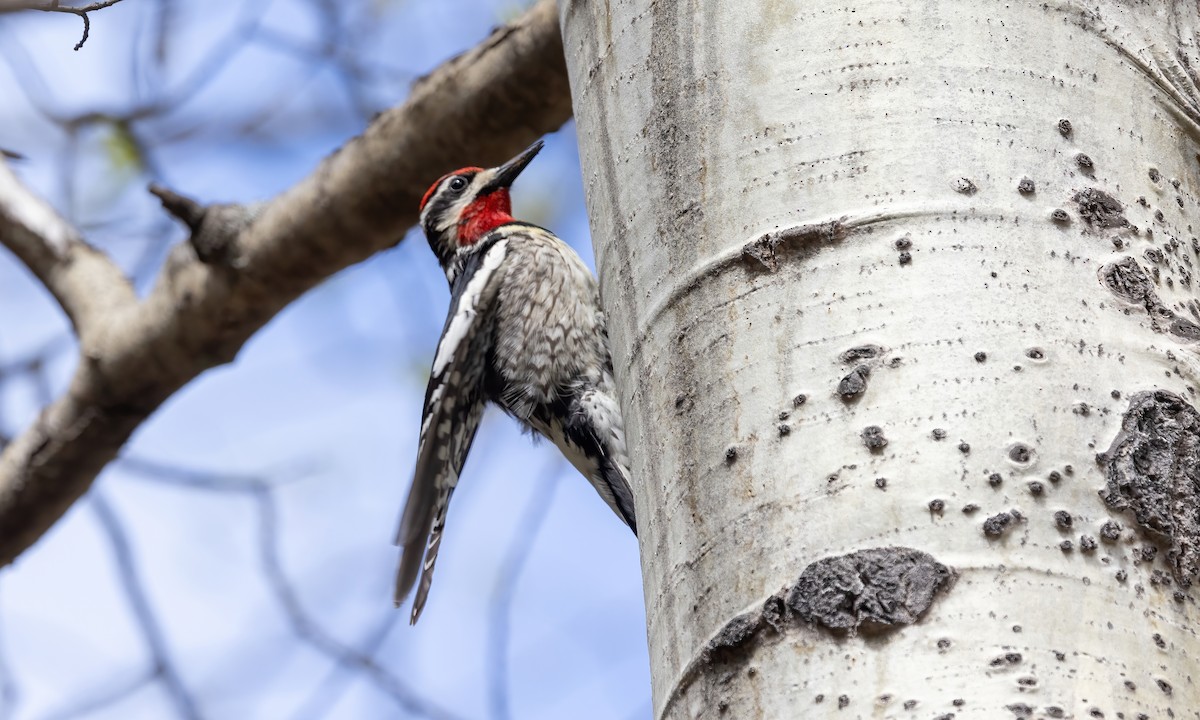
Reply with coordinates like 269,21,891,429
488,462,561,720
0,335,71,380
116,454,303,492
250,483,464,720
289,611,403,720
116,458,456,719
0,1,129,50
90,492,202,720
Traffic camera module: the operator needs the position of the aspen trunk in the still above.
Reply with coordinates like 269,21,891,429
561,1,1200,717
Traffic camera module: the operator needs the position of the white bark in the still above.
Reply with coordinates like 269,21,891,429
562,1,1200,717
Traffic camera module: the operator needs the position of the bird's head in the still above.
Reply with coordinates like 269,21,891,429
418,140,543,272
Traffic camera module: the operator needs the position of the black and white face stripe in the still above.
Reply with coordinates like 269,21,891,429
420,169,498,269
418,142,544,277
420,172,476,235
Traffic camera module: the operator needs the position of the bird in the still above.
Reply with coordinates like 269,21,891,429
395,140,637,624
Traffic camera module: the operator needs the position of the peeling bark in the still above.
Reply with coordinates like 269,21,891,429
787,547,953,635
1074,187,1129,229
1099,390,1200,586
660,548,953,718
1100,256,1200,341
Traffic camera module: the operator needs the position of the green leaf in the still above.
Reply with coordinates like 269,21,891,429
103,119,143,173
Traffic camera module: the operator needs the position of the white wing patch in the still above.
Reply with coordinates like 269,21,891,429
432,239,509,376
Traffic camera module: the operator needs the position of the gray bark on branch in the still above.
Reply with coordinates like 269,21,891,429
0,161,136,334
0,0,572,567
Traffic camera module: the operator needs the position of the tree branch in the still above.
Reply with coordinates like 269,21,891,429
0,0,572,567
118,457,457,719
90,492,201,720
251,482,462,720
0,1,128,50
0,160,136,337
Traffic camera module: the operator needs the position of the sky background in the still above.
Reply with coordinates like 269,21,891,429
0,1,650,718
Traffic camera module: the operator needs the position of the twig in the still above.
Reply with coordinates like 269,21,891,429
148,184,205,232
488,463,561,720
0,1,129,50
90,492,202,720
289,611,402,720
250,483,463,720
0,336,71,381
115,458,456,720
117,454,275,492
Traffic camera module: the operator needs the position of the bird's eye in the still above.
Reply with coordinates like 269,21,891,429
448,176,468,191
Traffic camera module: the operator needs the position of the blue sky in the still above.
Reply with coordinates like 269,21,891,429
0,2,649,718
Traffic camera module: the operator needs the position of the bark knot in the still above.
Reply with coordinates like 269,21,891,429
666,549,954,716
741,219,846,271
1073,187,1127,229
1099,390,1200,587
150,184,258,267
787,547,954,636
1100,257,1200,342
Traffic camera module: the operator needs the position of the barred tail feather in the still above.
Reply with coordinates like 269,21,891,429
408,485,453,624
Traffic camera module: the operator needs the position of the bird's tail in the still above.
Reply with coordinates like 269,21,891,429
602,458,638,536
571,388,638,535
396,485,453,624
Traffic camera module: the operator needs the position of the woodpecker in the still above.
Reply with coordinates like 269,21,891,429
395,140,637,624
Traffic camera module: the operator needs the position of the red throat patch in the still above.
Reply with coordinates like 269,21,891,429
458,190,514,245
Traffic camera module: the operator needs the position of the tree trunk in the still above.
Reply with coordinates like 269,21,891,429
561,1,1200,717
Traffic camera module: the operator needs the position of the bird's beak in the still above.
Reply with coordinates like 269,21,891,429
485,140,543,192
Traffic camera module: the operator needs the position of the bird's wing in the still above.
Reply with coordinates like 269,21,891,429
395,238,509,623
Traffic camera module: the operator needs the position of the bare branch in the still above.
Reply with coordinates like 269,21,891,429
0,0,572,567
90,492,201,720
0,1,128,50
117,455,281,493
0,161,136,336
117,457,459,719
291,612,403,720
251,483,463,720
